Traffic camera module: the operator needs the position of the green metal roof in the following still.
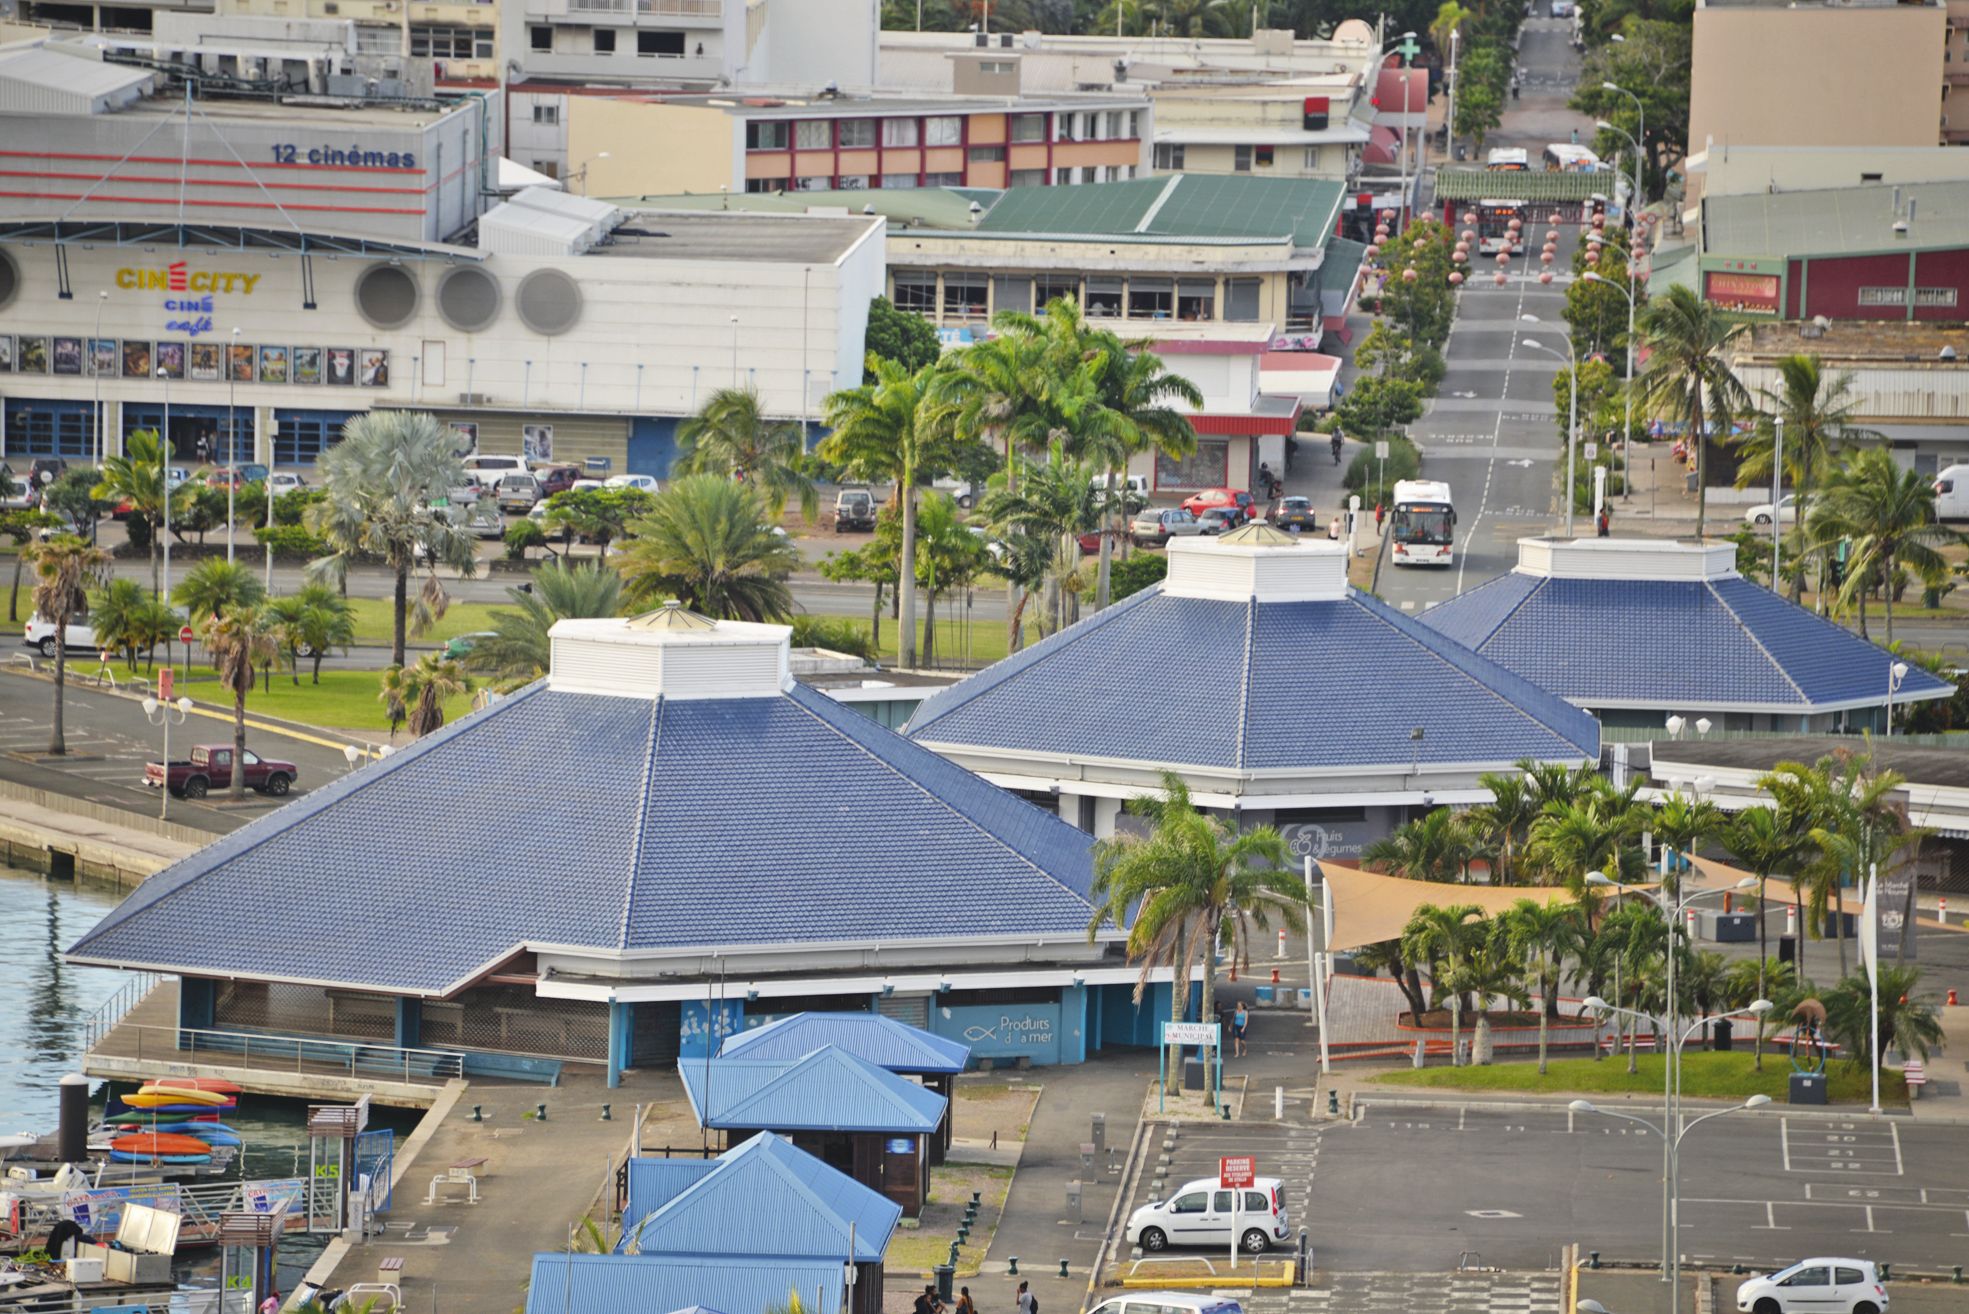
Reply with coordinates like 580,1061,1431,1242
975,174,1344,249
1702,180,1969,259
1319,235,1367,292
1649,243,1699,296
614,187,985,229
1433,169,1613,203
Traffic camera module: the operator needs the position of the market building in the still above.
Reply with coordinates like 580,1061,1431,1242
1421,538,1954,735
904,528,1600,862
69,605,1180,1086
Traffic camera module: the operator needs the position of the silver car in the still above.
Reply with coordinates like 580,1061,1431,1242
1130,507,1205,548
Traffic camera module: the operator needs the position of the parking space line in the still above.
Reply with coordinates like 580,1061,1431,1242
1781,1118,1792,1171
1891,1120,1904,1175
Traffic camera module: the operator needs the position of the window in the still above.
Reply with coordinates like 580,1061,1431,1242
744,177,788,193
942,274,988,318
1127,278,1172,319
969,145,1005,163
1234,144,1253,172
1780,1269,1830,1289
1858,287,1909,306
1919,286,1960,306
979,59,1012,73
1084,277,1122,316
795,120,832,150
1125,110,1139,138
1034,273,1078,308
838,119,876,148
745,121,789,151
592,27,615,53
1255,145,1274,167
893,271,937,313
1243,1191,1268,1211
1225,277,1261,321
837,174,869,189
1009,168,1047,187
924,171,963,187
2,402,96,459
532,159,560,179
531,103,559,125
1170,1193,1208,1214
881,173,920,189
1835,1270,1866,1287
1303,146,1321,171
273,413,350,466
925,116,962,146
1154,143,1184,169
530,24,551,50
1009,113,1045,143
637,30,683,55
882,118,920,147
1212,1191,1233,1212
793,176,830,191
409,24,493,58
1177,278,1215,320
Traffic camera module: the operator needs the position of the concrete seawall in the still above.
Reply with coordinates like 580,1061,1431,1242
0,779,205,885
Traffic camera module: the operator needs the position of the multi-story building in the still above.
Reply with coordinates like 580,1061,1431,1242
1147,79,1369,184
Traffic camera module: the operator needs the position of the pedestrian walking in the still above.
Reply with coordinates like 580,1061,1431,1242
1233,1003,1249,1057
956,1288,977,1314
1597,506,1611,537
1016,1281,1036,1314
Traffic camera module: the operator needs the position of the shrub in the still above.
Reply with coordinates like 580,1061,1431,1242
252,525,331,559
1344,434,1421,509
788,614,879,661
272,487,326,528
504,519,548,562
1109,552,1168,602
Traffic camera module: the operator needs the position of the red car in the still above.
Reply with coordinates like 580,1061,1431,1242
1180,488,1256,524
534,464,582,497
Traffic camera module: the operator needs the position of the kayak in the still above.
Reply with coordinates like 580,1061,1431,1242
146,1079,242,1095
109,1150,210,1165
109,1101,230,1118
117,1121,240,1138
131,1086,231,1108
112,1132,216,1157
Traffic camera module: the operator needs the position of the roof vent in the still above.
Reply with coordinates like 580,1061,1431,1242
548,610,791,700
1163,533,1350,603
1514,536,1737,583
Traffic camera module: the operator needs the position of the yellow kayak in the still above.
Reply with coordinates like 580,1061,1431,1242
126,1087,230,1108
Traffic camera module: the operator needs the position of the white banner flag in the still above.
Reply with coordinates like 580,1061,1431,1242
1859,870,1879,975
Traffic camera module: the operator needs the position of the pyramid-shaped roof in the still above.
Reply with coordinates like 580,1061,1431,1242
679,1046,947,1134
719,1012,970,1074
621,1132,900,1261
524,1254,840,1314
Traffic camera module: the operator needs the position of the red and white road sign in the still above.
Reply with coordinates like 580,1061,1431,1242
1219,1155,1255,1189
179,625,195,644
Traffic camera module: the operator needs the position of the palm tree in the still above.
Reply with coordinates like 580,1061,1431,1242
468,560,624,689
1681,949,1731,1045
1362,808,1477,884
399,653,470,738
265,586,356,686
1458,925,1531,1065
1794,753,1924,976
1811,447,1957,644
1722,804,1812,1071
91,430,179,595
172,559,266,642
1650,792,1724,897
1527,792,1642,899
1593,902,1669,1073
1502,898,1583,1073
1429,0,1474,53
1733,355,1880,602
4,510,61,621
90,577,154,672
910,491,989,666
1400,903,1485,1064
673,387,819,525
976,442,1108,634
303,410,479,668
1633,285,1751,539
613,474,800,622
821,359,950,667
202,605,279,800
1087,772,1303,1099
26,535,109,756
1467,771,1541,882
1825,964,1943,1065
132,596,180,672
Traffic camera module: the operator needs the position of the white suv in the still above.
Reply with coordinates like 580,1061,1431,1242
1125,1175,1289,1253
1737,1258,1887,1314
24,615,100,658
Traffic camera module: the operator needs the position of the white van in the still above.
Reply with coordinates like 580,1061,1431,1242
1934,465,1969,521
1088,1296,1242,1314
1125,1174,1290,1253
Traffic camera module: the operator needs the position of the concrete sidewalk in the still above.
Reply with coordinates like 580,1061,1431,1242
0,780,200,884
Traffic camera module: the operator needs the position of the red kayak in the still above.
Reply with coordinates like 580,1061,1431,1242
111,1132,214,1157
147,1079,243,1095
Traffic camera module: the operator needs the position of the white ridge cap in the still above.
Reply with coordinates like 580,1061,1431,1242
1164,532,1350,602
1515,536,1738,582
549,606,791,699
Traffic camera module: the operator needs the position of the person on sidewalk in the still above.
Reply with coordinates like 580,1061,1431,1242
1596,506,1610,537
1233,1003,1250,1057
915,1285,945,1314
1016,1281,1036,1314
956,1288,977,1314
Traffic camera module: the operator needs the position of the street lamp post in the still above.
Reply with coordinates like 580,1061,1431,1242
1447,29,1460,166
1771,416,1783,584
568,150,611,196
91,291,109,492
1521,321,1579,535
1887,660,1910,735
227,326,240,564
157,366,173,602
1582,270,1640,504
1376,29,1420,229
142,694,192,820
1601,81,1646,208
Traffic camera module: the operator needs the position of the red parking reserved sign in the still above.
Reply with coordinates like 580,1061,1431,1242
1219,1155,1255,1189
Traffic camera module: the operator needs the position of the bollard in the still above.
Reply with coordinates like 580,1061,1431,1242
1277,928,1287,959
1951,989,1960,1008
1732,1263,1743,1275
1327,1089,1339,1116
1943,896,1950,925
957,1225,970,1245
1271,968,1280,987
948,1243,960,1266
970,1191,982,1207
1220,1102,1231,1121
535,1103,548,1121
934,1263,955,1303
600,1104,611,1121
1588,1251,1600,1269
1297,1229,1309,1285
1007,1257,1018,1276
1954,1265,1963,1284
471,1105,483,1122
1058,1259,1070,1279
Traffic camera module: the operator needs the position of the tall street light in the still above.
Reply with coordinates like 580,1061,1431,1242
1887,660,1910,735
157,366,174,602
142,694,192,820
1582,269,1640,502
1601,80,1646,207
227,326,241,564
1521,319,1579,535
1378,29,1420,230
1594,119,1642,235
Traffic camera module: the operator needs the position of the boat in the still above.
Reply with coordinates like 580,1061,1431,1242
130,1086,231,1108
144,1079,241,1095
109,1133,216,1157
107,1150,211,1165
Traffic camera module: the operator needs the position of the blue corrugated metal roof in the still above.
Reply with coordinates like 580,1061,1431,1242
719,1013,970,1074
67,682,1098,993
906,585,1598,767
524,1254,842,1314
1421,573,1956,711
679,1046,947,1133
620,1132,900,1261
623,1159,720,1238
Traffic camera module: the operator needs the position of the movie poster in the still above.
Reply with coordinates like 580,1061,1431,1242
259,346,290,384
291,348,323,386
122,341,152,378
359,349,389,388
52,337,82,375
89,339,117,377
326,348,355,385
522,424,553,462
155,342,186,380
189,342,221,381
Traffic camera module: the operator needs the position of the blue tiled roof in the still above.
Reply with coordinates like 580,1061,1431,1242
905,585,1598,768
524,1254,841,1314
1422,573,1956,711
719,1013,970,1074
679,1046,947,1133
620,1132,900,1261
67,683,1098,993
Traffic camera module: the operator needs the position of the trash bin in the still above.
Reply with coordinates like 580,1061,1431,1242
1090,1112,1106,1155
1789,1072,1827,1106
1182,1057,1206,1091
1711,1018,1734,1052
934,1263,955,1301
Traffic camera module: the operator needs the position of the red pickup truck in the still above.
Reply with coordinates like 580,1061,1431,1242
144,745,298,799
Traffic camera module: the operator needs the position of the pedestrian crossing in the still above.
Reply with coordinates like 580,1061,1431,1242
1243,1271,1564,1314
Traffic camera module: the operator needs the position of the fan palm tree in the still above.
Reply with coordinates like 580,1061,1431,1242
673,386,819,525
613,474,800,622
303,410,478,668
26,535,109,756
91,430,179,596
1502,898,1584,1073
406,653,470,737
89,577,154,672
1361,808,1477,884
1468,770,1541,882
1633,285,1751,539
1722,803,1812,1070
1400,903,1485,1063
202,605,279,800
1809,446,1957,644
467,561,624,690
1825,963,1943,1065
1087,772,1303,1098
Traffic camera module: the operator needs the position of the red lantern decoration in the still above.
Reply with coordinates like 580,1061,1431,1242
1539,271,1554,285
1496,252,1510,267
1448,271,1465,285
1540,251,1554,265
1461,229,1477,243
1546,229,1560,244
1463,211,1477,225
1493,272,1508,286
1364,245,1380,259
1401,267,1418,282
1507,217,1523,231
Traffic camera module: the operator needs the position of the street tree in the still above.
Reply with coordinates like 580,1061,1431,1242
91,430,180,596
467,560,623,690
613,474,800,622
203,605,279,800
1810,447,1957,645
25,534,109,756
1569,19,1692,201
673,386,819,526
1633,285,1751,539
1721,803,1812,1070
862,295,942,379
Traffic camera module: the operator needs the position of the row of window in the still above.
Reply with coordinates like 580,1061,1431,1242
743,164,1122,194
742,109,1141,154
893,272,1263,322
1153,144,1323,172
528,25,691,56
0,405,342,464
410,24,494,59
1856,286,1961,308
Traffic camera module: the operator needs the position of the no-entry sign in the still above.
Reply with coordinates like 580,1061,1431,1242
179,625,195,644
1219,1155,1255,1189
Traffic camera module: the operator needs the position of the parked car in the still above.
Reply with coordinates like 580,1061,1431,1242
27,458,67,488
464,455,532,486
144,744,297,799
267,472,307,497
932,476,974,508
1271,496,1319,533
1935,464,1969,521
1181,488,1256,524
497,473,544,513
442,631,499,660
237,462,271,485
166,467,192,489
205,467,248,490
1086,1295,1242,1314
1125,1175,1290,1253
967,525,1008,563
834,486,878,533
1131,507,1205,547
464,503,506,539
1735,1258,1887,1314
1196,506,1243,536
2,476,35,511
23,614,100,658
534,464,582,498
602,473,657,495
1743,494,1804,527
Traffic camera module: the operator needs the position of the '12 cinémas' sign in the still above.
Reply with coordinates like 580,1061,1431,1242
270,144,418,168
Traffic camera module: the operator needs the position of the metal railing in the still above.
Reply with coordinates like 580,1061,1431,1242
563,0,719,14
98,1023,464,1084
82,971,163,1051
1604,726,1969,746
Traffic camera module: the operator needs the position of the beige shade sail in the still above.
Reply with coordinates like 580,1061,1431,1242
1318,861,1581,953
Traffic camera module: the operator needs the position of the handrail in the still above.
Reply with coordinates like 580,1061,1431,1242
99,1022,465,1083
82,971,162,1051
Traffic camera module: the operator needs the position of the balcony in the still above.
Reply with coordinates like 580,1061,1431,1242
563,0,722,16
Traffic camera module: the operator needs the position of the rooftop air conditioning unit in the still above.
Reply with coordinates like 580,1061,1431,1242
458,392,491,404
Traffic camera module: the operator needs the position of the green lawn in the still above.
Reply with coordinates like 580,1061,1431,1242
827,614,1012,667
97,663,474,735
1373,1050,1905,1105
337,596,509,647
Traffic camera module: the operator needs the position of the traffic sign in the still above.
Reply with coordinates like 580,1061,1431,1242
1584,442,1600,460
179,625,194,644
1374,440,1390,459
158,669,173,700
1219,1155,1256,1189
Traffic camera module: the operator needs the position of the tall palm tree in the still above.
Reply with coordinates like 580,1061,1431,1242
265,585,356,686
203,605,278,800
1527,791,1643,898
91,430,179,596
1650,792,1724,898
1633,285,1751,539
26,535,109,756
673,387,819,525
1733,355,1880,602
1468,771,1541,882
1362,808,1477,884
399,653,471,738
90,577,153,672
613,474,800,622
910,491,989,666
4,510,60,621
1592,902,1670,1073
1722,803,1812,1071
1400,903,1485,1063
303,410,478,668
1810,447,1957,644
1459,923,1532,1064
1502,898,1583,1073
977,442,1107,634
172,560,266,663
1087,772,1302,1099
468,560,624,689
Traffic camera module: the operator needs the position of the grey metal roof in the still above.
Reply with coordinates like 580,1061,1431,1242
67,682,1099,995
1703,180,1969,258
0,44,154,115
679,1047,947,1133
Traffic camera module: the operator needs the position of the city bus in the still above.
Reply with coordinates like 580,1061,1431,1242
1390,479,1456,567
1485,147,1530,171
1542,143,1601,172
1475,199,1527,255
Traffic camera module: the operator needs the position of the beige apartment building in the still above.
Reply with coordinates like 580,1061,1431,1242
1148,79,1370,184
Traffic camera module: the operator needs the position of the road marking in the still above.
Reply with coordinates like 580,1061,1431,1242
1755,1202,1789,1230
1890,1119,1904,1175
1781,1118,1792,1171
